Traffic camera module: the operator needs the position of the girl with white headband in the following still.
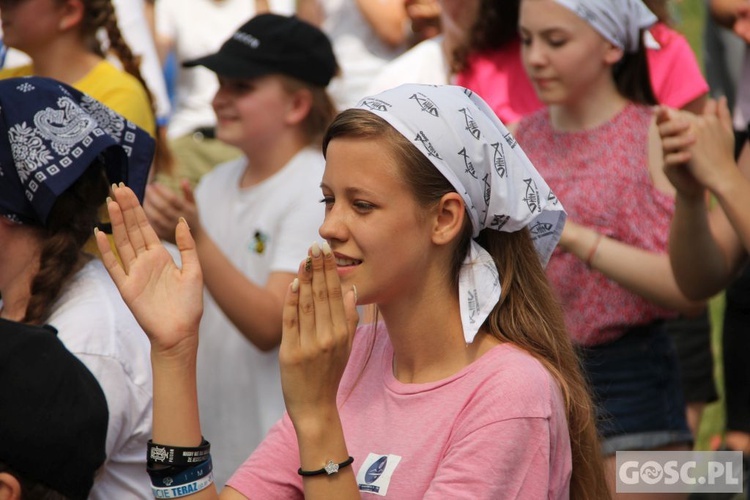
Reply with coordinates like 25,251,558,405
514,0,705,495
97,83,609,499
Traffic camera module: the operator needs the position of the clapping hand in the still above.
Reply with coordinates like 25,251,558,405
95,184,204,355
656,98,735,200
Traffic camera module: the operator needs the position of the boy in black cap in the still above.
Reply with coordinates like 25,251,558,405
0,319,109,500
142,13,339,485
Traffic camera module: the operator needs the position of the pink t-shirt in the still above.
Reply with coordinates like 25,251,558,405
455,38,542,125
457,26,707,124
646,22,709,110
227,323,572,499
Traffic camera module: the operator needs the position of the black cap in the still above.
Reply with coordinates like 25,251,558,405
183,13,338,86
0,319,109,500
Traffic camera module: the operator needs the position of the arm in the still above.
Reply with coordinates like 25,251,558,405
279,243,360,499
657,101,749,298
153,0,177,65
356,0,409,48
95,185,222,500
560,221,705,315
143,183,290,351
555,117,706,315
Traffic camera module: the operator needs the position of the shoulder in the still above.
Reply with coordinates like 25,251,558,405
78,61,155,133
648,23,691,52
195,156,247,193
476,344,561,413
47,260,150,360
0,65,33,79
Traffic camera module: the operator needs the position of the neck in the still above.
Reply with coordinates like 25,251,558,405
239,130,311,188
376,264,498,383
0,242,40,322
25,36,102,85
548,78,629,132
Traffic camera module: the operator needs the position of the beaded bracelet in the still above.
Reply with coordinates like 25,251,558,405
147,439,210,467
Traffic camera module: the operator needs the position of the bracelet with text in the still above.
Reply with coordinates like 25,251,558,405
147,439,210,467
149,456,212,488
298,456,354,476
151,471,214,499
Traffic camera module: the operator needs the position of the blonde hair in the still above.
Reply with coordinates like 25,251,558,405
323,109,611,500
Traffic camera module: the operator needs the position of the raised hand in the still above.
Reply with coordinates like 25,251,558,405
279,241,359,426
95,184,204,355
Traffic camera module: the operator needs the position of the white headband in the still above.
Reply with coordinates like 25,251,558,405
553,0,657,53
354,84,566,343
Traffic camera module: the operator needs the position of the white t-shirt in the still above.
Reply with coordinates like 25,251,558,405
194,147,325,486
367,36,449,96
156,0,294,138
320,0,406,109
46,259,153,500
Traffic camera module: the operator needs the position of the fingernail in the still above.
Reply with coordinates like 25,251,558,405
352,284,358,305
106,196,113,204
304,257,312,272
111,183,118,192
93,227,100,235
118,182,125,188
291,278,299,293
322,241,332,256
311,241,321,257
179,216,190,230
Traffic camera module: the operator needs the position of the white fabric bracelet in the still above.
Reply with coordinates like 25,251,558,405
151,471,214,498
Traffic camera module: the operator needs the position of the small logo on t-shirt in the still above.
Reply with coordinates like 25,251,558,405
250,230,268,254
357,453,402,496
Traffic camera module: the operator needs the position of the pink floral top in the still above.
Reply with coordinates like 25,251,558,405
515,104,676,346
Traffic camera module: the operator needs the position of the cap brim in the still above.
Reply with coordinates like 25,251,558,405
182,52,272,80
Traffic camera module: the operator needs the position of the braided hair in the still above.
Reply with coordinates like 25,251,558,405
76,0,173,176
23,159,110,325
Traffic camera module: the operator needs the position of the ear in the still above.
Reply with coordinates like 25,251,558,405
58,0,85,31
603,42,625,66
284,87,314,127
431,192,466,246
0,472,22,500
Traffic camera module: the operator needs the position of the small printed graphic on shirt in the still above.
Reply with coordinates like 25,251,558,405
250,230,268,255
356,453,402,496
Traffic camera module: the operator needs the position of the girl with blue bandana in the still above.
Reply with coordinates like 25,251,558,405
0,76,156,499
98,83,610,499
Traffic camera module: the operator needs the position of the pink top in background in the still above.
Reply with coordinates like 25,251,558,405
228,322,572,499
646,22,709,109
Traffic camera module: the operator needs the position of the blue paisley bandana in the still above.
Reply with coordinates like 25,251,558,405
0,76,154,226
354,84,566,343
